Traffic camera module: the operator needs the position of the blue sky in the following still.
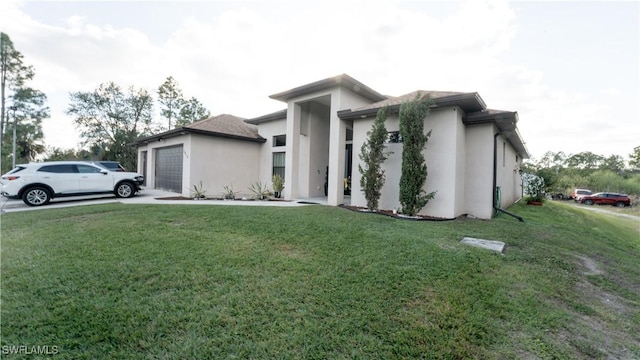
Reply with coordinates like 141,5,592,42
2,0,638,161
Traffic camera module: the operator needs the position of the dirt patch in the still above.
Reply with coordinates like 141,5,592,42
274,243,307,259
576,255,604,275
557,255,640,358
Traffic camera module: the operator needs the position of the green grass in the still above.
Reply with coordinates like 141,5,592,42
1,202,638,359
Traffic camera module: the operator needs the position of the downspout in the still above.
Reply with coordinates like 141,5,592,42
493,131,524,222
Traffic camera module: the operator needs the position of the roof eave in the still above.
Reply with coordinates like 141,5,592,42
269,74,387,103
338,92,487,120
245,109,287,125
130,127,266,146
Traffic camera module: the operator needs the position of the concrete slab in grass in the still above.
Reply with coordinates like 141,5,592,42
460,237,505,254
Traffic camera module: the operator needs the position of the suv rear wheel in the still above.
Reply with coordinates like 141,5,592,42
115,181,136,198
22,187,51,206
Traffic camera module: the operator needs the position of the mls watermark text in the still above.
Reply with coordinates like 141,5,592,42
1,345,59,356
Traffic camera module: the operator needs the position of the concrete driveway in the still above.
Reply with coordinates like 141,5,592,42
561,200,640,222
0,189,313,213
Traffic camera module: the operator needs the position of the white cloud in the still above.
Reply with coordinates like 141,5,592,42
1,0,637,158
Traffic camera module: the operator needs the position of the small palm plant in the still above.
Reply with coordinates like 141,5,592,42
272,174,284,198
249,181,271,200
221,185,239,200
190,181,207,199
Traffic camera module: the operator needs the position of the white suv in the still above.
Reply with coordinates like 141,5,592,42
1,161,144,206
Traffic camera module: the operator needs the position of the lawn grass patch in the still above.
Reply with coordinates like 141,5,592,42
1,202,638,359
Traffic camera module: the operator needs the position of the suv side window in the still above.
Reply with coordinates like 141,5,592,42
77,164,103,173
38,164,77,173
5,166,26,175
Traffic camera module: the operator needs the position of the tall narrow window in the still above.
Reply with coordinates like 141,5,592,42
273,152,285,178
502,142,506,167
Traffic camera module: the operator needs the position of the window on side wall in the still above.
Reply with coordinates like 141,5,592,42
273,135,286,147
386,131,402,143
273,152,285,178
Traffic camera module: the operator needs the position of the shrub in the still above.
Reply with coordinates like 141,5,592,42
272,174,284,194
190,181,207,199
249,181,271,200
221,185,239,200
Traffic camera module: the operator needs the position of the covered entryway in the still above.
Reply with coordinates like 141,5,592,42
154,145,183,193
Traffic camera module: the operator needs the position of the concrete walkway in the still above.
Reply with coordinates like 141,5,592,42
0,189,339,214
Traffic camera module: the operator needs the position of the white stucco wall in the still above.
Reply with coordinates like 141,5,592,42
256,118,287,188
496,136,523,207
189,135,261,198
136,134,261,198
464,124,495,219
282,86,374,204
352,107,464,219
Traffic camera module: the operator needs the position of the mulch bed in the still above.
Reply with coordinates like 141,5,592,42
340,205,455,221
155,197,288,202
154,197,454,221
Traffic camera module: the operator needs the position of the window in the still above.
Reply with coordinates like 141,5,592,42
77,164,104,173
502,142,506,167
386,131,403,143
38,164,77,173
273,135,286,147
273,152,285,178
346,128,353,141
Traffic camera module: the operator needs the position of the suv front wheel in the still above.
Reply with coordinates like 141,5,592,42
22,186,51,206
115,181,136,198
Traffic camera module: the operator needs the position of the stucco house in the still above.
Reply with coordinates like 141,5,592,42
132,74,529,219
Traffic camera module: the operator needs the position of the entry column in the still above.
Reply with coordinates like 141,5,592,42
284,102,300,200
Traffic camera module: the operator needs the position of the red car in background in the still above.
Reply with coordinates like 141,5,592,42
579,192,631,207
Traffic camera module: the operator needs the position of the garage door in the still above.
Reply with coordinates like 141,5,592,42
155,145,183,193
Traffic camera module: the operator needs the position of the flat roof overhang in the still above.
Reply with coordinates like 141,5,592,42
337,92,487,121
269,74,387,103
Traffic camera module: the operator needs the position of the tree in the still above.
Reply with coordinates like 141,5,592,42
358,106,391,211
600,154,625,174
176,97,211,126
1,32,34,138
398,93,436,216
3,87,49,167
67,82,154,171
157,76,185,130
1,33,47,172
565,151,604,170
629,146,640,171
44,147,93,161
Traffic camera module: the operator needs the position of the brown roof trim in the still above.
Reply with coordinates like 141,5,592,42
269,74,387,103
130,127,266,146
338,92,487,120
245,109,287,125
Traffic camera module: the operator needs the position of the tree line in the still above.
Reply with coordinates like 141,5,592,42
521,148,640,197
1,32,211,173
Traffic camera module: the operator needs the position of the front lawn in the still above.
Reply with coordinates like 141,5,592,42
1,202,638,359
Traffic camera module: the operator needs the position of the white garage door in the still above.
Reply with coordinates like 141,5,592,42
155,145,183,193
